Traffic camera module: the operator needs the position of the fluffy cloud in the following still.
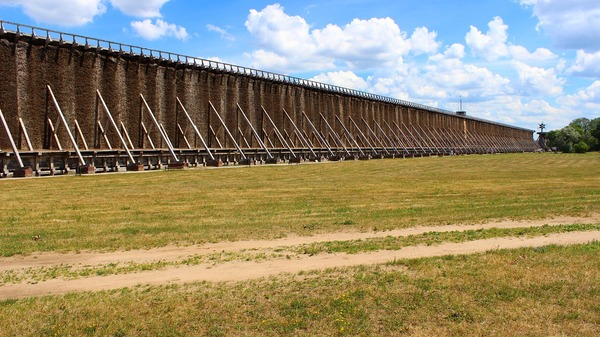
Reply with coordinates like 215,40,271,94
0,0,186,40
568,50,600,77
0,0,106,26
109,0,169,18
246,4,316,56
465,16,509,61
409,27,440,55
245,4,438,72
310,71,369,91
466,17,557,64
130,19,188,40
520,0,600,51
559,80,600,107
512,61,565,96
312,17,413,68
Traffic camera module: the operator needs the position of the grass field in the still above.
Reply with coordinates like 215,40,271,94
1,152,599,336
1,153,599,256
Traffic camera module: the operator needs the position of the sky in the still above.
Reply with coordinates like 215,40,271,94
1,0,599,131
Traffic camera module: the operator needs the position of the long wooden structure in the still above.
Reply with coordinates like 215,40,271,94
0,20,539,177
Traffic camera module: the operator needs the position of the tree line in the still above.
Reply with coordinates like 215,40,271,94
546,117,600,153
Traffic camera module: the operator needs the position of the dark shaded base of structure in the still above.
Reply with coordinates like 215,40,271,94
1,145,535,178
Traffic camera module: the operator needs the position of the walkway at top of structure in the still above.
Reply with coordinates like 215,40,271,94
0,19,533,134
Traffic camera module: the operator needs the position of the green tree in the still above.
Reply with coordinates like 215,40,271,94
590,117,600,150
573,140,590,153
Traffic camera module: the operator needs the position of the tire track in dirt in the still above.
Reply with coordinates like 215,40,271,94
1,228,599,300
1,215,598,271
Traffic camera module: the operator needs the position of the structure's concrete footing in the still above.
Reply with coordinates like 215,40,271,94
77,164,96,174
13,166,34,178
168,162,188,170
127,163,145,171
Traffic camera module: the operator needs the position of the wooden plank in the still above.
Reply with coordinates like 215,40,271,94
208,101,245,158
97,120,112,150
140,94,179,162
47,119,63,151
177,124,192,149
176,98,214,160
96,91,135,163
74,119,89,150
47,85,86,165
18,118,33,151
0,108,24,167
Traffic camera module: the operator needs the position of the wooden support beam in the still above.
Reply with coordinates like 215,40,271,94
360,117,389,154
320,113,351,157
349,116,377,155
283,108,316,158
208,101,246,160
373,119,399,154
177,124,192,149
140,94,179,162
303,111,334,157
47,85,86,165
261,106,295,157
383,120,409,155
73,119,89,150
0,107,24,168
97,120,112,150
120,121,135,150
96,91,136,163
47,119,63,151
18,118,33,151
140,122,155,149
237,104,273,159
176,98,214,160
335,115,364,156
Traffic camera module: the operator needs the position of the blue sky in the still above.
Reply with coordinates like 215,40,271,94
1,0,599,131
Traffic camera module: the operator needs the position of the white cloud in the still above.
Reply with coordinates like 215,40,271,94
409,27,440,55
512,61,565,96
245,4,438,72
0,0,106,26
109,0,169,18
207,24,235,41
520,0,600,51
465,16,509,61
246,4,316,57
509,45,556,63
313,17,412,68
310,71,369,91
567,50,600,77
559,80,600,107
130,19,188,41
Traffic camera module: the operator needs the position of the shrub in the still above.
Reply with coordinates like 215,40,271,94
573,140,590,153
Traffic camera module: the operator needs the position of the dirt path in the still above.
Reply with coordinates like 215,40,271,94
1,215,599,300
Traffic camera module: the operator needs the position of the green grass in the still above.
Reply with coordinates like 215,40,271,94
1,153,599,336
1,242,598,336
1,152,599,256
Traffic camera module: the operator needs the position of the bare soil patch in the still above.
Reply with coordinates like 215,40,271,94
1,215,599,300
